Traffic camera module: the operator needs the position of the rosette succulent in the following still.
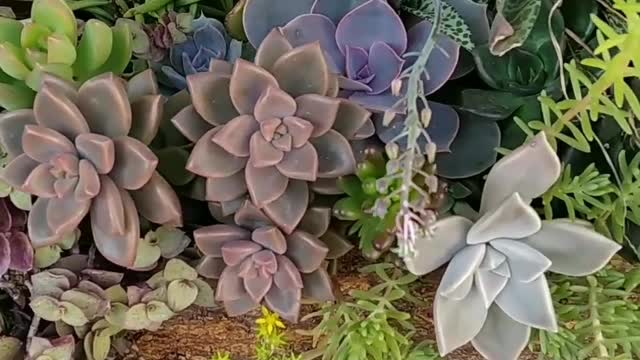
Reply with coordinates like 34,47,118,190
195,201,340,322
0,0,132,110
144,12,193,62
159,15,241,91
404,132,621,360
0,70,182,268
172,28,373,232
0,197,32,276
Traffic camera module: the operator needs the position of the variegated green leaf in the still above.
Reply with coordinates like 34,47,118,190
490,0,542,55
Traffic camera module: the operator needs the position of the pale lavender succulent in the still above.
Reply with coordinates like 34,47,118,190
0,197,32,276
404,132,621,360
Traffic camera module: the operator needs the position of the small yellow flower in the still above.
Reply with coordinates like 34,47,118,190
256,306,286,336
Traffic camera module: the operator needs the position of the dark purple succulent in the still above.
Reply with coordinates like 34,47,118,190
0,197,32,276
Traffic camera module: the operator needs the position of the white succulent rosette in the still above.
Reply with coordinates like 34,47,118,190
404,132,621,360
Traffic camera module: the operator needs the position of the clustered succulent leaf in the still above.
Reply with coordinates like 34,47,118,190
27,335,75,360
132,226,191,270
0,70,182,269
0,197,32,277
0,0,133,110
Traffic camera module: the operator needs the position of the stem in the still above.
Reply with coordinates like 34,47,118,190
588,277,609,358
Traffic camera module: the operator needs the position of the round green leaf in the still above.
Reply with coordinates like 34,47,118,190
167,280,198,312
83,332,95,360
47,33,76,65
60,301,89,326
145,272,167,289
31,0,77,44
156,147,195,186
73,323,90,339
9,190,31,210
133,236,161,269
0,181,12,197
92,332,110,360
123,303,152,330
58,230,80,250
73,20,112,81
145,301,174,322
163,258,197,281
0,336,22,360
0,43,29,81
105,285,128,304
60,289,104,320
30,296,63,322
34,245,62,268
155,226,190,258
192,278,215,308
0,17,23,47
93,22,132,76
105,303,128,328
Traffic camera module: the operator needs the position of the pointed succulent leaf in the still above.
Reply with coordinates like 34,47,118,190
145,301,174,322
47,33,76,65
73,20,113,81
93,22,133,76
91,331,110,360
105,285,128,304
60,289,105,320
105,303,128,328
9,190,32,210
155,225,191,258
132,235,161,269
0,43,29,80
59,301,89,326
31,0,77,45
146,271,167,289
34,245,62,268
30,295,63,322
20,23,50,49
123,303,152,330
0,18,22,46
192,278,216,307
164,258,198,281
167,279,198,312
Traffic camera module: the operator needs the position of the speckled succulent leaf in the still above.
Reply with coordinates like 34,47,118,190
0,71,181,268
405,133,621,359
489,0,542,56
444,0,491,45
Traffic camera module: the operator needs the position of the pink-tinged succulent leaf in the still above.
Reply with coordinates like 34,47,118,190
0,109,36,158
7,201,26,228
46,194,91,237
187,128,247,178
406,20,460,96
75,133,115,175
263,180,309,234
195,224,252,257
252,226,287,254
234,201,273,229
81,269,124,288
271,43,330,97
276,143,318,181
311,0,368,24
243,0,314,48
264,286,301,323
109,136,158,190
22,125,76,163
285,230,328,273
230,59,279,115
255,29,293,72
28,197,59,248
301,268,335,301
367,42,404,94
206,171,248,202
221,240,262,266
212,115,259,157
210,59,233,74
75,160,101,201
216,265,247,301
244,273,272,303
54,177,78,199
310,130,356,178
0,234,10,275
245,163,289,207
90,176,125,238
1,154,39,191
127,69,160,102
274,255,303,289
77,73,133,138
335,0,407,55
332,100,371,140
33,84,90,140
298,207,331,237
294,95,339,137
254,87,297,123
249,133,284,168
23,164,57,198
171,104,215,142
129,95,165,145
281,14,345,73
196,256,226,279
348,91,400,112
8,231,33,272
91,184,140,268
283,117,313,148
129,171,182,226
224,294,259,317
40,74,79,102
321,230,354,259
187,72,239,126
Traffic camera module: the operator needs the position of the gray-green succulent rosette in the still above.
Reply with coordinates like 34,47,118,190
403,132,621,360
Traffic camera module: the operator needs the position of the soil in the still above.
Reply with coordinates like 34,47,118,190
121,252,541,360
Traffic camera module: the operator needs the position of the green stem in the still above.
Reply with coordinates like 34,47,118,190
588,277,609,358
124,0,174,17
66,0,110,10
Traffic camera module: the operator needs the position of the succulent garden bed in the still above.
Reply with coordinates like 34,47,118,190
1,1,640,360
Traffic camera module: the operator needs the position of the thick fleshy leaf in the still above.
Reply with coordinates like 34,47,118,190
311,0,368,24
301,268,334,301
475,269,508,308
196,257,226,279
272,43,330,97
434,287,488,355
332,101,371,140
440,245,486,299
221,240,262,266
73,20,113,81
310,130,356,178
276,143,318,181
129,95,164,145
33,81,89,140
244,274,272,302
212,115,259,157
285,231,328,273
229,59,279,114
187,128,246,178
495,275,557,331
0,82,35,111
130,171,182,226
23,164,56,198
0,110,36,158
8,232,32,272
367,42,404,94
255,28,293,72
1,154,39,191
263,180,308,234
216,265,246,301
224,294,259,317
480,132,561,214
298,207,330,237
46,194,90,237
170,105,214,143
467,193,541,245
187,72,239,126
489,0,542,56
28,198,59,248
295,95,339,137
77,73,131,137
274,255,303,289
75,160,101,200
335,0,407,55
91,183,140,268
281,14,345,72
109,137,158,190
404,216,472,276
234,201,273,229
74,133,115,175
254,86,297,123
245,162,289,206
195,224,251,257
252,226,287,254
472,304,531,360
167,280,198,312
206,171,247,202
22,125,75,163
264,286,301,323
348,91,400,112
243,0,314,47
491,239,551,282
521,220,621,276
127,69,159,101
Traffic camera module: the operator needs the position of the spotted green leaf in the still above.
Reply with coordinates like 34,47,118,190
73,20,112,81
490,0,542,56
167,280,198,312
401,0,475,51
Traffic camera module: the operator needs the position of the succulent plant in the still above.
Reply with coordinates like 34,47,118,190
0,0,133,110
0,197,32,277
141,12,193,63
26,335,75,360
0,70,182,268
194,200,340,322
171,28,373,232
157,15,242,91
0,336,23,360
403,132,621,360
131,226,191,271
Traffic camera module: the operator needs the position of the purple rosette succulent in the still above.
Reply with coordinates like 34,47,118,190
159,16,241,91
0,197,32,276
